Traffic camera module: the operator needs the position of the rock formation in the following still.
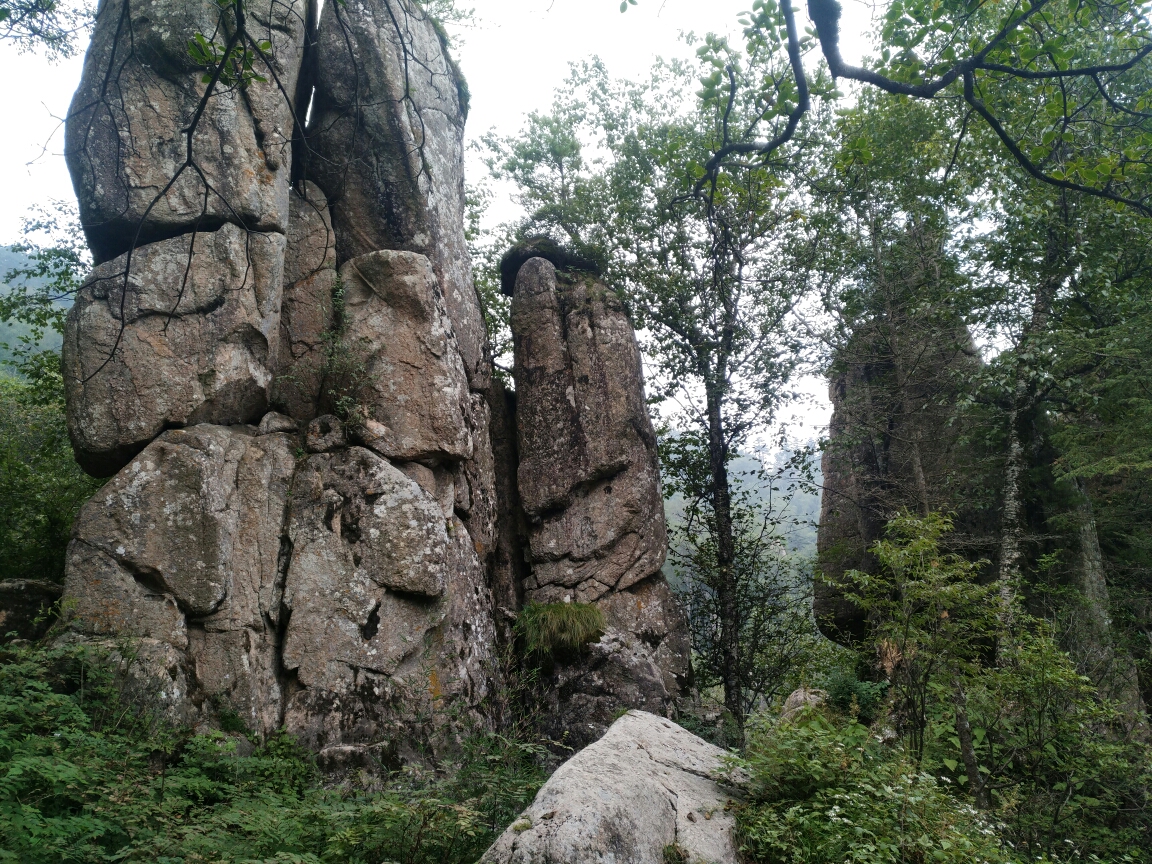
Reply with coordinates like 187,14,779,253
59,0,690,757
815,312,985,644
480,711,742,864
508,255,691,746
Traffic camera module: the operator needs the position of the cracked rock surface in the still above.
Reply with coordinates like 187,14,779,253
480,710,742,864
63,425,296,733
508,255,689,741
63,225,286,476
59,0,691,766
66,0,307,264
511,258,667,605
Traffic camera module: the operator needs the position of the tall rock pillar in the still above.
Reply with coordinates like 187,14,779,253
507,254,692,748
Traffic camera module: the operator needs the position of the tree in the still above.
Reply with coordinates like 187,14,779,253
0,0,92,58
0,204,103,582
625,0,1152,220
485,58,822,737
844,513,1152,857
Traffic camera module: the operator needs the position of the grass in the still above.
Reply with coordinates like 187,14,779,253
515,602,605,657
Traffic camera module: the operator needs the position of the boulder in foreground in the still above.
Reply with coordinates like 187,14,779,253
480,710,742,864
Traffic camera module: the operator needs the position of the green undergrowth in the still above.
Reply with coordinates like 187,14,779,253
733,707,1013,864
0,640,547,864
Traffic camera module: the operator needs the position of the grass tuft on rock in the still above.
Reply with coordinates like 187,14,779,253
516,601,605,657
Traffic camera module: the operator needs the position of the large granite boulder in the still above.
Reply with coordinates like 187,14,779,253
65,0,307,263
63,424,296,733
339,250,472,462
510,257,667,605
480,711,742,864
272,182,338,423
63,225,285,476
308,0,489,389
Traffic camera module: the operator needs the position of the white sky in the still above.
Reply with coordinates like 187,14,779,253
0,0,876,446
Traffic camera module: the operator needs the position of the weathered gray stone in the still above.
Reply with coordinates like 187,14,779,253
308,0,489,388
511,259,667,604
305,415,346,453
272,182,338,423
480,711,742,864
281,446,493,750
0,580,63,642
63,224,285,476
538,578,693,751
780,687,827,722
340,250,472,463
257,411,298,435
65,0,307,263
598,577,694,701
63,425,296,734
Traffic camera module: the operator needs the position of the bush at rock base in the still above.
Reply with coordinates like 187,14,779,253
0,641,547,864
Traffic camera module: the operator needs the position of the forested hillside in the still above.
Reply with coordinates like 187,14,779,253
1,0,1151,861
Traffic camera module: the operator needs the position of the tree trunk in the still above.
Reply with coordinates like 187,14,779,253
1071,479,1147,724
997,399,1026,616
706,390,743,744
953,677,990,809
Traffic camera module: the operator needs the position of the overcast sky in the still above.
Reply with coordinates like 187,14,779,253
0,0,876,441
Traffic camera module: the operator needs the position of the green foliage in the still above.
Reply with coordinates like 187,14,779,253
316,279,373,425
736,707,1012,864
821,669,887,726
0,371,102,583
0,640,548,864
2,203,87,369
515,602,605,658
833,513,1152,860
0,0,92,59
667,437,823,717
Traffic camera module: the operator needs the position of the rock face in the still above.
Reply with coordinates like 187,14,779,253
271,182,338,424
480,711,742,864
64,425,295,732
59,0,691,758
511,258,667,605
309,0,488,389
815,318,984,645
509,256,690,746
339,250,473,462
66,0,307,264
63,226,286,476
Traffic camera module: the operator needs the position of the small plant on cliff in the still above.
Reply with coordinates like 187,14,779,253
515,601,605,658
318,278,374,426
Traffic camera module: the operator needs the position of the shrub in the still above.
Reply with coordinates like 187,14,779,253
734,706,1013,864
822,668,888,725
515,601,605,658
0,640,548,864
0,370,102,583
